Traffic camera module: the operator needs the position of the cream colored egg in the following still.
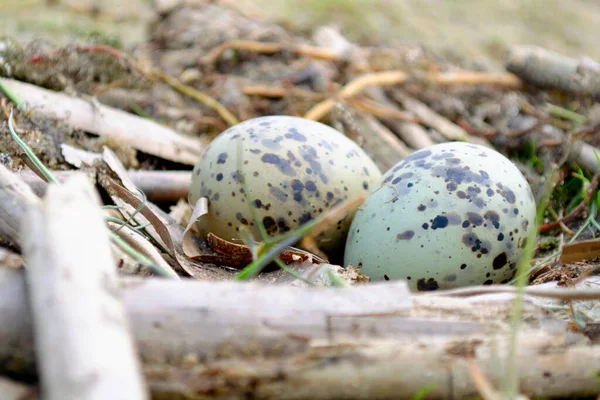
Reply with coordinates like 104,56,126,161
189,115,382,257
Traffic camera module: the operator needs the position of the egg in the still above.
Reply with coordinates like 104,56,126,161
344,142,536,291
189,115,382,257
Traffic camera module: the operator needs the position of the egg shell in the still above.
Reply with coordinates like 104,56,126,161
189,115,382,256
344,142,536,291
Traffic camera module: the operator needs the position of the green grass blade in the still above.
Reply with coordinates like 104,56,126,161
0,81,24,109
8,109,59,184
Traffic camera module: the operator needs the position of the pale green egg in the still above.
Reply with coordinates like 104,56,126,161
344,142,536,291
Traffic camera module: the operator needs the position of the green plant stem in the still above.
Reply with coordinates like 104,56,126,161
0,80,24,109
274,257,316,286
502,164,557,397
234,223,317,280
546,103,587,125
326,268,349,288
8,109,59,184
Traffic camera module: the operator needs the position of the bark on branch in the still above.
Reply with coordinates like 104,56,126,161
1,268,599,399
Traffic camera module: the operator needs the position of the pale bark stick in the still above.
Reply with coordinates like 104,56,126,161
390,90,468,141
1,78,205,165
567,139,600,175
1,269,599,399
506,45,600,100
19,169,192,202
364,86,435,149
0,165,40,249
0,377,37,400
21,174,148,400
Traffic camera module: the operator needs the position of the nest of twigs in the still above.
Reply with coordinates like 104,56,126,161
1,2,600,399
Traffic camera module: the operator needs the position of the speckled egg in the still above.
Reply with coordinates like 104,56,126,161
189,115,382,256
344,142,536,291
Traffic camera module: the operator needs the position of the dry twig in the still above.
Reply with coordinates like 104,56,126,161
539,175,600,233
304,71,408,121
201,39,342,65
431,71,522,89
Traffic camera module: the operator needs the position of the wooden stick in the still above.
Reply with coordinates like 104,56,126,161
1,269,600,399
0,377,36,400
21,174,148,400
567,139,600,175
506,46,600,100
390,90,469,141
19,169,192,203
0,78,205,165
361,86,435,149
0,165,40,249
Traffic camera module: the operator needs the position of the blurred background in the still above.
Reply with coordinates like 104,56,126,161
2,0,600,67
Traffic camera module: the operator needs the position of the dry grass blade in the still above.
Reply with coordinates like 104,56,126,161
152,69,239,126
181,197,209,260
304,71,408,121
241,84,326,99
105,177,179,278
201,39,341,65
431,71,522,88
347,97,418,122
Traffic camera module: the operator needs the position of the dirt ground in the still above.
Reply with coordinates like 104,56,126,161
3,0,600,67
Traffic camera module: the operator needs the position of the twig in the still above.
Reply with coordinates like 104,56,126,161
546,207,575,236
304,71,408,121
506,46,600,100
421,283,600,301
22,174,148,399
241,84,325,99
389,90,468,141
20,170,191,202
457,118,497,138
431,71,522,89
151,69,239,126
539,175,600,232
467,358,507,400
201,39,342,65
347,97,418,122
